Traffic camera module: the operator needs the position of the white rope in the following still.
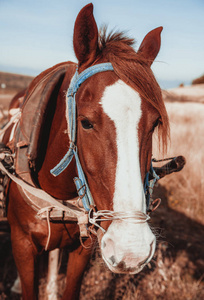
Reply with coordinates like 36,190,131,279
37,207,53,250
0,161,82,217
0,161,88,248
92,210,150,222
89,209,150,233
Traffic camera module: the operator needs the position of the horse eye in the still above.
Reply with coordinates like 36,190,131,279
81,119,93,129
153,118,161,129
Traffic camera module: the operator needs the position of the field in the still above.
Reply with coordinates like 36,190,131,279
0,73,203,299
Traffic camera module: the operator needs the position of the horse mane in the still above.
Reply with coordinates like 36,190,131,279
98,28,169,151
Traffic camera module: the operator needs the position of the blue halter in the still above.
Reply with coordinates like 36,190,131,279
144,161,160,209
50,62,159,212
50,63,114,211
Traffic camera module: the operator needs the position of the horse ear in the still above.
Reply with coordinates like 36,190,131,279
73,3,99,69
138,27,163,66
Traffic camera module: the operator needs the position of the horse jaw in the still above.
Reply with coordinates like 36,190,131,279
100,79,156,274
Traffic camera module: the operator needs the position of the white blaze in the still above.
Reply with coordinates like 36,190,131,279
101,80,145,212
100,80,155,273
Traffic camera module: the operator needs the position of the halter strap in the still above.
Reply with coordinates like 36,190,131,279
50,61,159,214
144,161,160,210
50,63,114,211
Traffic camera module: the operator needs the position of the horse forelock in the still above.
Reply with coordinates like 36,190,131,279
97,28,169,152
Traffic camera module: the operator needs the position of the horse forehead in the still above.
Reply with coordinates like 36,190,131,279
76,72,119,114
101,80,142,123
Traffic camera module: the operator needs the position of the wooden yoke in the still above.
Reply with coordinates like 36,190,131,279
151,156,186,179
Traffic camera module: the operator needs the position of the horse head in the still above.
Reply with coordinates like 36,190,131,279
59,3,169,274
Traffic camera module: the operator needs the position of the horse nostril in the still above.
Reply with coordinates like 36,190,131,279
101,240,106,249
101,237,115,257
109,255,117,266
101,237,119,267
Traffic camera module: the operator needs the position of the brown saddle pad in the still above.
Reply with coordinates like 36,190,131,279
13,62,75,183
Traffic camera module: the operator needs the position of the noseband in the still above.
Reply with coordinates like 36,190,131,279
50,63,159,234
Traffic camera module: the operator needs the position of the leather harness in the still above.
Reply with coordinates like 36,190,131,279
0,62,160,249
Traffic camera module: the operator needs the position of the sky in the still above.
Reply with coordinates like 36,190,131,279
0,0,204,89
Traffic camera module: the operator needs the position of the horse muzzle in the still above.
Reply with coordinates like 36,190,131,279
100,221,156,274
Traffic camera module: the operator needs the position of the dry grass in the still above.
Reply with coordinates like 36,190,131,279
162,84,204,103
153,101,204,224
79,241,204,300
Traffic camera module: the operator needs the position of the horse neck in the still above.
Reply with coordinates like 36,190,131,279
38,64,78,200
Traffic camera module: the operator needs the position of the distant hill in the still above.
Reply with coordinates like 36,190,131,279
192,74,204,85
0,71,33,94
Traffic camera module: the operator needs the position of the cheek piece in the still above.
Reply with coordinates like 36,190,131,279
50,63,114,211
50,62,157,232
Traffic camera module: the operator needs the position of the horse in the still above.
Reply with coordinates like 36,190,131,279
2,3,172,299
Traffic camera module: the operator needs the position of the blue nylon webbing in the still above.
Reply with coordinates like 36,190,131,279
144,161,160,209
50,62,159,212
50,63,114,210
